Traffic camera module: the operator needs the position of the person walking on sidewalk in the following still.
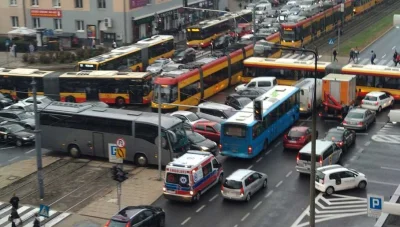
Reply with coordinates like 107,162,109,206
33,213,40,227
393,50,398,66
371,50,376,65
354,46,359,63
348,48,355,63
10,193,19,210
9,207,22,226
333,48,338,62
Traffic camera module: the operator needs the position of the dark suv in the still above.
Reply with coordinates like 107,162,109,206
105,206,165,227
172,48,196,63
0,109,35,130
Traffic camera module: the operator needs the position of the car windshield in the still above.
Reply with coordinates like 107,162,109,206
0,94,5,99
17,113,31,120
302,1,313,5
347,112,364,119
108,220,128,227
173,51,185,57
5,124,25,133
364,96,378,101
223,179,242,189
325,131,342,142
288,130,305,137
187,131,206,143
186,113,200,122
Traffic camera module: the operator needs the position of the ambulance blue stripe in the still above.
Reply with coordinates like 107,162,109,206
193,170,216,189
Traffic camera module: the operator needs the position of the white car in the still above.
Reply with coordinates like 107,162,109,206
146,58,172,74
4,103,34,115
6,96,53,110
361,91,394,112
235,77,277,92
315,165,367,195
170,111,206,125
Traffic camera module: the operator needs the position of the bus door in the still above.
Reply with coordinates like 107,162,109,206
92,132,105,157
129,85,143,104
85,83,99,101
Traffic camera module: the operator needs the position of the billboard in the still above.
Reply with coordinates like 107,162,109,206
130,0,149,9
30,9,62,18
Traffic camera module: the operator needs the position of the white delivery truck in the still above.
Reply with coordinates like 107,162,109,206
294,78,322,114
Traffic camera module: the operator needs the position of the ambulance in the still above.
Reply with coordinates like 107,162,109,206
163,150,223,202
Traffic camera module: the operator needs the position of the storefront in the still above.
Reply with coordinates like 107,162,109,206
181,0,215,26
132,16,154,42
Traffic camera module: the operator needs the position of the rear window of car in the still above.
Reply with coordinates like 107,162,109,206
347,112,364,119
223,180,242,189
288,130,305,137
109,220,128,227
299,153,321,162
364,96,377,101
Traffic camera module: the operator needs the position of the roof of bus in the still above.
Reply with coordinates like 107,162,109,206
243,57,331,72
224,85,299,126
188,10,252,29
0,68,54,77
167,150,213,170
59,70,152,79
42,102,181,129
341,63,400,77
79,35,173,64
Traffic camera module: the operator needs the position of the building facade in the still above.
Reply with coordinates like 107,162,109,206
0,0,227,45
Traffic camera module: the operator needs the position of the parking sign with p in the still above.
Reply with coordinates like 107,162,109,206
367,194,384,218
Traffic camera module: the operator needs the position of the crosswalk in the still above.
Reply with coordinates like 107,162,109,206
0,202,70,227
372,122,400,144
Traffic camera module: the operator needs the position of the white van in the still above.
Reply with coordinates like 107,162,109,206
294,78,322,114
255,3,272,14
296,140,342,174
388,110,400,123
235,77,277,92
197,102,236,123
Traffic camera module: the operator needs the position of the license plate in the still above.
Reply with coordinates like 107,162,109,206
289,141,297,143
232,149,238,152
166,190,175,194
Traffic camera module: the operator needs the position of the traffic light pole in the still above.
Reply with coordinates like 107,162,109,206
117,164,122,211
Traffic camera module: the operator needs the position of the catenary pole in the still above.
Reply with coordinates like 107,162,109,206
157,85,162,181
32,78,44,199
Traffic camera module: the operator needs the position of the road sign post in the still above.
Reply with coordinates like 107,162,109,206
368,194,384,218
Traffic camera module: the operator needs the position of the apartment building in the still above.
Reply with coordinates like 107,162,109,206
1,0,226,44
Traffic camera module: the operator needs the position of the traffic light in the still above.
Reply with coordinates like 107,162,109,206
111,166,129,183
183,0,188,7
254,100,263,121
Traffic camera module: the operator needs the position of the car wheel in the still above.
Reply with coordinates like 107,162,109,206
65,96,76,103
194,192,201,202
68,145,81,158
116,97,125,107
263,179,268,188
159,217,165,227
358,181,367,189
325,186,334,195
16,139,23,147
218,173,224,183
134,153,148,167
378,106,382,112
246,193,251,202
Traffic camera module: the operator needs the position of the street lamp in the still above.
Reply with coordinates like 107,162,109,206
264,43,318,227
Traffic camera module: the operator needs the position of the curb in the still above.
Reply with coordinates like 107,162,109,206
360,26,394,53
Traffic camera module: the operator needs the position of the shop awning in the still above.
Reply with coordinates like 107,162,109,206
7,27,36,36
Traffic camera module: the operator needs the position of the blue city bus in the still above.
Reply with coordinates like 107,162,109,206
220,85,300,158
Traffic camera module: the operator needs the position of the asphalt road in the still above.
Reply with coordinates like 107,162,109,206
0,143,50,167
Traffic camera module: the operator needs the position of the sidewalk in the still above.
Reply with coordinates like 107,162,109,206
0,52,76,70
78,167,164,219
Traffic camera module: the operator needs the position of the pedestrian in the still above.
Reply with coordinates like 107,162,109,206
9,44,14,57
348,48,354,63
354,46,359,63
112,40,117,49
92,38,96,49
333,48,338,62
33,213,40,227
301,45,305,56
239,2,242,9
371,50,376,65
9,207,22,226
29,43,34,54
10,193,19,210
393,50,398,66
210,38,214,54
396,54,400,67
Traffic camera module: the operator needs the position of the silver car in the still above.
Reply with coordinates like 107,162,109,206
146,58,172,74
221,169,268,202
342,108,376,131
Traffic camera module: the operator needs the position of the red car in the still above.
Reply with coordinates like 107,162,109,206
283,126,314,150
192,121,221,143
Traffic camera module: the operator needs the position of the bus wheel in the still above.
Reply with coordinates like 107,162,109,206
65,96,76,103
116,97,125,107
68,145,81,158
134,153,148,167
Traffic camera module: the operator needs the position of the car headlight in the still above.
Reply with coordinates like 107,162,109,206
201,146,209,151
22,137,30,140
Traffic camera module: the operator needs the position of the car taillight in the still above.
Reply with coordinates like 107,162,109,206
125,223,130,227
219,144,222,150
319,156,323,165
284,134,288,140
338,141,343,147
300,135,306,141
308,103,311,108
248,146,252,154
296,153,300,161
104,221,111,227
320,179,324,184
240,187,244,196
375,101,379,106
358,122,363,126
361,100,364,104
342,120,347,124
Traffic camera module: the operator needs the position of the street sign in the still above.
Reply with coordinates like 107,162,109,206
108,143,123,164
367,194,384,218
328,38,334,45
116,138,126,148
116,147,126,159
39,204,50,218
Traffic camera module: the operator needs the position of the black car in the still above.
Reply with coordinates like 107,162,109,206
185,130,218,155
230,87,269,100
225,96,252,110
0,93,13,109
213,35,232,50
172,48,196,63
106,206,165,227
0,122,35,146
324,127,356,152
0,109,35,130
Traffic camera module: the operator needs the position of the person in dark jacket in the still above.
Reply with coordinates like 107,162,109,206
33,213,40,227
333,48,338,62
393,50,398,66
10,193,19,210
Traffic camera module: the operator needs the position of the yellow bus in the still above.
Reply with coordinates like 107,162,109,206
77,35,175,72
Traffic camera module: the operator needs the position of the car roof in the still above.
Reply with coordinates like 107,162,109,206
327,128,344,133
249,76,276,82
365,91,385,97
290,126,309,132
299,140,334,155
115,206,157,219
349,108,367,113
317,165,349,174
198,102,233,110
0,109,25,114
227,169,254,181
194,120,217,126
171,111,195,116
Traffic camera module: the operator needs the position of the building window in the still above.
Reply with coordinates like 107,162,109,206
75,0,83,8
52,0,61,7
97,0,106,8
32,18,40,28
11,16,19,27
54,19,62,30
10,0,17,6
31,0,39,6
76,20,84,31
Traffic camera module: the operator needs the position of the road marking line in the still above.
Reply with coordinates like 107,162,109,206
382,54,386,58
44,212,71,227
253,201,262,210
209,194,218,202
256,157,263,163
307,116,311,120
275,181,283,188
0,146,16,150
357,148,364,153
8,156,20,162
196,205,206,213
299,122,305,126
364,141,371,146
234,225,238,227
369,180,399,186
265,150,272,156
241,213,250,221
265,190,273,198
286,171,292,178
381,166,400,172
247,165,253,170
274,142,281,148
25,149,34,154
181,217,191,225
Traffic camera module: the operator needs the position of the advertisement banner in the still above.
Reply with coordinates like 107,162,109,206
87,25,97,38
30,9,62,18
130,0,149,9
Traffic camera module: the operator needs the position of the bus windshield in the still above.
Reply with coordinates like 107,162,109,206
282,30,295,40
187,30,203,41
153,84,178,104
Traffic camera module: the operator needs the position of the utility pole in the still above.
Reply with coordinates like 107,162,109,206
32,78,44,199
338,3,344,53
157,85,162,181
252,7,256,46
